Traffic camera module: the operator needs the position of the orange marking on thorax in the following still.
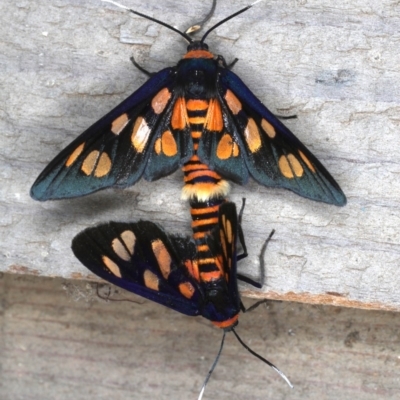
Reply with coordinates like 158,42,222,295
183,50,214,59
186,99,209,110
212,314,239,329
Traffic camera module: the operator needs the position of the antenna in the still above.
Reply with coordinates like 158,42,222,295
102,0,193,42
232,328,293,388
200,0,265,44
103,0,265,46
185,0,217,35
198,331,226,400
197,326,292,399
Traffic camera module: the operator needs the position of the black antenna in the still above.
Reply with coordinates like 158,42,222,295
185,0,217,35
102,0,193,43
200,0,263,44
198,331,226,400
232,327,293,388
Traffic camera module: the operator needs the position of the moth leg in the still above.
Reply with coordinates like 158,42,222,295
237,229,275,289
216,54,239,70
130,56,155,77
240,299,269,313
226,58,239,70
275,114,297,120
237,198,248,261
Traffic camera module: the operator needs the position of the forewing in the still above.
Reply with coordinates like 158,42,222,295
71,220,201,316
200,68,346,206
31,68,192,201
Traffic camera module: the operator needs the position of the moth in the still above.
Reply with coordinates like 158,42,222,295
30,1,346,207
72,201,292,397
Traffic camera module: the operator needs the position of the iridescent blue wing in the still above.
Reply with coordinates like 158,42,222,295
31,68,193,201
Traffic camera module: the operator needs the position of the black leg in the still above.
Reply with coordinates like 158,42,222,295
275,114,297,120
227,58,239,70
237,229,275,288
130,56,154,77
236,198,248,260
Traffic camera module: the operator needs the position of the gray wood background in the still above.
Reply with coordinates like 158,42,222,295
2,273,400,400
1,0,400,310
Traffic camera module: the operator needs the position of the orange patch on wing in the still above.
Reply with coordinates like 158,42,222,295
143,270,159,291
186,99,209,111
171,98,188,130
81,150,99,175
151,88,171,114
216,133,239,160
212,314,239,329
224,90,242,114
102,256,122,278
185,259,199,281
112,230,136,261
131,116,151,152
179,282,195,299
154,138,162,155
161,130,178,157
112,238,130,261
205,99,223,131
94,152,111,177
261,118,276,138
111,113,129,135
279,154,304,178
225,219,233,244
66,143,85,167
152,239,171,279
299,150,316,173
220,228,228,259
183,50,214,59
245,118,262,152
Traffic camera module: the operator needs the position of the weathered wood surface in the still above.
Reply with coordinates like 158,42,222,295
1,273,400,400
1,0,400,309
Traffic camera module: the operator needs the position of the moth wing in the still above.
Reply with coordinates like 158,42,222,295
31,68,193,201
199,68,346,206
71,219,201,316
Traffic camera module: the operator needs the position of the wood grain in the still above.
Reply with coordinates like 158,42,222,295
1,273,400,400
1,1,400,309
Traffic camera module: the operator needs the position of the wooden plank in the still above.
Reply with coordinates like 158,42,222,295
1,0,400,310
1,273,400,400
